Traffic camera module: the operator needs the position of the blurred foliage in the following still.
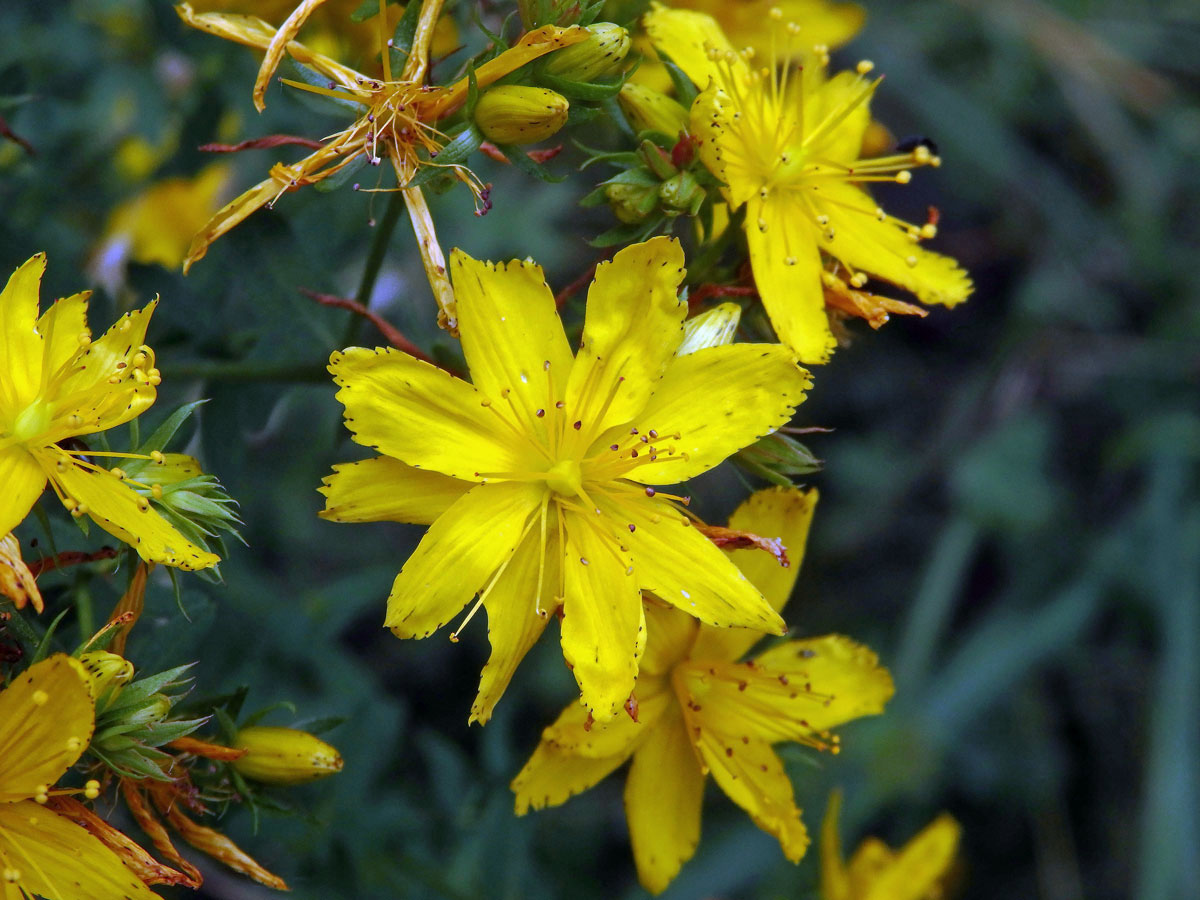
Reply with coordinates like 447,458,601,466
2,0,1198,898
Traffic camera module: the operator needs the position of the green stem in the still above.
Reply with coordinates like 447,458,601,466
342,190,406,347
163,361,329,383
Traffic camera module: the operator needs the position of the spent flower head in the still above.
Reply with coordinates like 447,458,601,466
321,236,812,723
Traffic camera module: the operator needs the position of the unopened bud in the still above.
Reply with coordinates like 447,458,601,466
125,693,172,726
658,170,703,213
604,182,657,224
618,83,689,137
231,726,344,785
79,651,134,706
542,23,630,81
474,85,569,146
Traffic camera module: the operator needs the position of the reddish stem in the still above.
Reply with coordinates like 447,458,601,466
27,547,119,577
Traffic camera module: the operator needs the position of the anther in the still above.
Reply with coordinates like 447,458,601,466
84,779,100,799
150,450,165,464
151,484,163,499
905,255,919,268
895,170,913,184
856,59,875,75
645,487,655,497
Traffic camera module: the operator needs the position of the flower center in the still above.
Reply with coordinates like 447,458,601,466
11,400,51,443
544,459,584,497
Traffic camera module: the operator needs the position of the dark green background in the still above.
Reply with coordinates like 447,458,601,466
1,1,1197,897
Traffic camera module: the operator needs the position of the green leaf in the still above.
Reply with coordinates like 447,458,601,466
138,400,207,454
351,0,396,24
657,51,698,108
315,154,368,193
407,125,484,189
388,0,424,71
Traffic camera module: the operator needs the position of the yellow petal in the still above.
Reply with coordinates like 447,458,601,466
559,509,645,722
541,687,669,759
0,532,42,613
815,181,974,308
820,789,851,900
0,447,46,537
603,493,785,634
847,837,895,894
862,814,961,900
676,302,741,356
625,708,704,894
174,3,365,90
0,655,93,801
49,453,220,570
684,635,893,744
470,527,559,725
35,291,91,377
642,7,741,94
449,251,574,439
511,739,629,815
689,722,809,861
329,346,537,482
0,801,160,899
253,0,333,112
810,70,873,166
564,237,687,438
385,482,542,639
674,0,864,59
625,343,811,483
639,600,699,677
47,301,158,439
0,253,47,410
747,193,837,364
691,487,819,661
319,456,470,525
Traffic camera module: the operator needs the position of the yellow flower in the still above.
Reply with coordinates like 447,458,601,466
644,7,973,364
320,236,811,723
0,254,219,570
821,790,961,900
511,487,895,893
175,1,587,323
0,654,160,899
0,532,41,613
90,164,230,294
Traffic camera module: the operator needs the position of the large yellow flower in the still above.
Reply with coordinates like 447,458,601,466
0,254,218,570
511,487,895,893
821,790,961,900
320,236,811,723
0,654,159,899
644,7,973,364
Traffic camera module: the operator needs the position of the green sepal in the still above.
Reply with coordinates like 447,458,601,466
536,71,625,101
406,124,484,189
137,401,206,455
588,216,665,247
657,51,699,108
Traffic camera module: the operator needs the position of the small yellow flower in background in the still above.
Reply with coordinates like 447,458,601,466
633,0,863,93
321,236,811,724
511,487,895,894
231,725,345,784
0,254,219,570
821,790,961,900
89,163,231,295
0,654,160,899
644,7,973,364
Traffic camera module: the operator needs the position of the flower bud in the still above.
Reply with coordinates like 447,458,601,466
474,85,569,146
542,23,630,81
125,693,172,727
79,651,134,704
231,726,344,785
618,83,689,137
658,170,703,213
604,182,657,224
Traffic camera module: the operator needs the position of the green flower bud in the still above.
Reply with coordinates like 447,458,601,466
618,83,689,137
542,23,630,81
125,693,172,727
658,170,703,213
604,182,657,224
79,651,134,707
474,85,570,146
231,726,344,785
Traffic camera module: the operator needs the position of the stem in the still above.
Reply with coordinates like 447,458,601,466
341,190,406,347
